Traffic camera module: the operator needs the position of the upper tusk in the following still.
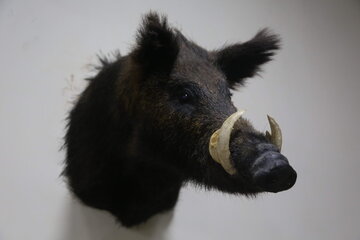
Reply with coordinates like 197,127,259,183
209,110,245,175
266,115,282,151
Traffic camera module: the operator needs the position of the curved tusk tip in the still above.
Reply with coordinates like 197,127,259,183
266,114,282,151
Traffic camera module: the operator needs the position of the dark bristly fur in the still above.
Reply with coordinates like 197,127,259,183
63,12,295,227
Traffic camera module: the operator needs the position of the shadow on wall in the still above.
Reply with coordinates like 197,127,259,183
60,196,174,240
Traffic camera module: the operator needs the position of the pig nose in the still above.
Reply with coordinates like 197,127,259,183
251,151,297,193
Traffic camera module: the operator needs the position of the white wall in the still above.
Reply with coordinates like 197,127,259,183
1,0,359,239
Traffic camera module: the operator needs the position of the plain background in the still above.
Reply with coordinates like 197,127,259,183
1,0,359,239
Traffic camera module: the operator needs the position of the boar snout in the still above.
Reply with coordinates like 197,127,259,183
251,144,297,192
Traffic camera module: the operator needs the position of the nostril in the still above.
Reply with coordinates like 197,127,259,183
253,164,297,193
271,165,296,188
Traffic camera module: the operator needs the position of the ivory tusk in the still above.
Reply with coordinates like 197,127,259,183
265,115,282,151
209,110,245,175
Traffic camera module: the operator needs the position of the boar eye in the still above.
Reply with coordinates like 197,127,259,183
178,90,193,104
177,89,194,104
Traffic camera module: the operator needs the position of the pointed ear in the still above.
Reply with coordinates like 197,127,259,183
132,12,179,76
214,29,280,89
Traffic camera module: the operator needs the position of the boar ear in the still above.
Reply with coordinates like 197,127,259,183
215,29,280,89
132,12,179,75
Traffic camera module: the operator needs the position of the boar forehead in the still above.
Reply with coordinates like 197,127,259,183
171,35,228,95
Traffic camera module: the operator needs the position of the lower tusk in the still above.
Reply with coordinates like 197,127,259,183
209,110,245,175
266,115,283,151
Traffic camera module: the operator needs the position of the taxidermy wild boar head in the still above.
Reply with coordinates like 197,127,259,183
64,12,297,227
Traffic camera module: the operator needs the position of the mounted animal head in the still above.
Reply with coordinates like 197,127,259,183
64,12,297,227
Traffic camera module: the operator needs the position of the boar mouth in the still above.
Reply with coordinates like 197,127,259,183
208,111,283,175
